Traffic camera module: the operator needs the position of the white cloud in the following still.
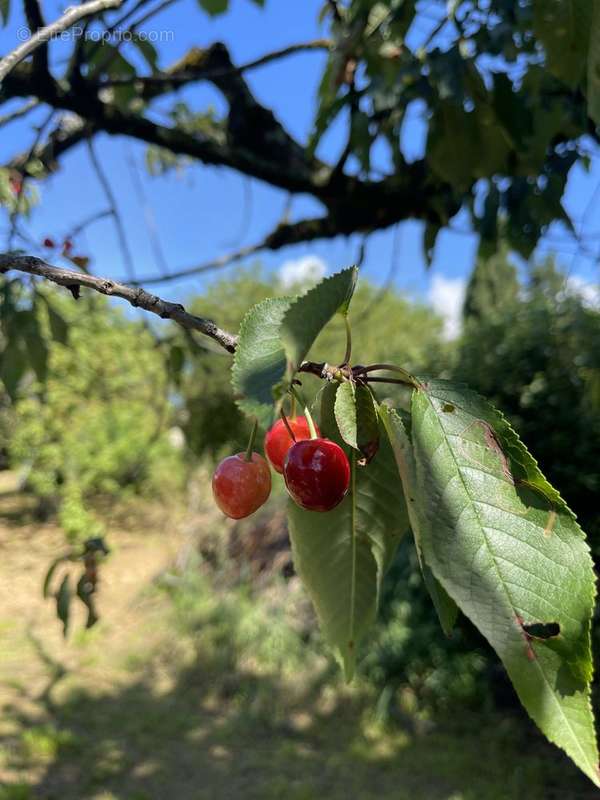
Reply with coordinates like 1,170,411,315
564,275,600,308
428,274,467,340
279,255,326,290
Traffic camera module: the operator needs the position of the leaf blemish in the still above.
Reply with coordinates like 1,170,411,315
516,615,537,661
442,402,455,413
544,510,557,537
522,621,561,640
480,421,514,484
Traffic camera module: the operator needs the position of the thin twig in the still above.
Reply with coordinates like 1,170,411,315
66,209,113,239
124,144,170,276
132,239,265,285
0,254,237,352
0,99,40,129
0,0,125,82
86,138,136,280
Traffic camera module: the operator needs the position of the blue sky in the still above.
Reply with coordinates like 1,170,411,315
1,0,599,332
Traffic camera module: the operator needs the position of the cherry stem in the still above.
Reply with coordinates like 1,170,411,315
244,418,258,461
290,385,318,439
290,391,297,419
354,363,417,386
280,408,297,442
364,377,413,385
341,315,352,365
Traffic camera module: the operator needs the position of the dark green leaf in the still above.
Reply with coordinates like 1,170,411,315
350,111,372,174
379,405,459,636
56,574,72,637
44,300,69,345
288,386,409,680
406,379,598,786
0,338,26,400
588,1,600,125
43,556,69,599
0,0,9,25
167,344,185,387
334,381,380,463
307,52,349,157
23,315,48,383
423,222,440,267
131,35,159,71
281,267,358,371
198,0,228,15
77,574,98,629
534,1,591,87
231,297,290,428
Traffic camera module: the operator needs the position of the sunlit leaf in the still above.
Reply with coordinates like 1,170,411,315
404,379,599,786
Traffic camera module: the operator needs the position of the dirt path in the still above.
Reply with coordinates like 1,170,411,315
0,477,183,794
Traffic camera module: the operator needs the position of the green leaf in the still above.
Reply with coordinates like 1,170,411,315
534,0,592,88
423,222,440,268
43,556,69,599
588,1,600,125
44,300,69,345
231,297,291,428
131,35,159,71
0,338,26,400
407,379,599,786
334,381,380,463
56,575,72,637
77,574,99,629
287,384,409,681
167,343,185,387
379,405,459,636
307,55,346,158
281,267,358,371
0,0,9,25
22,314,48,383
198,0,228,15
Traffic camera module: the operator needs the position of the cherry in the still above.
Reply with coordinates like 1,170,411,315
9,175,22,195
212,452,271,519
283,438,350,512
43,237,55,248
62,238,73,254
264,416,321,474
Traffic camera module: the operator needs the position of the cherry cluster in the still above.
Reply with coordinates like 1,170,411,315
212,413,350,519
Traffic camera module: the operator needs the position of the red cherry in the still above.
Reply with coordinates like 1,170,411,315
264,416,321,474
63,238,73,254
283,438,350,512
43,237,55,248
212,452,271,519
9,175,22,195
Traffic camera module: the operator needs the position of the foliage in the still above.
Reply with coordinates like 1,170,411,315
361,537,489,714
456,258,600,549
7,291,185,539
229,265,599,785
180,268,448,460
310,0,597,258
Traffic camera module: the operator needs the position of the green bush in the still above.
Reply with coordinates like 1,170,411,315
9,292,185,538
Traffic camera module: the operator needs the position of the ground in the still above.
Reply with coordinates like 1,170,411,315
0,473,596,800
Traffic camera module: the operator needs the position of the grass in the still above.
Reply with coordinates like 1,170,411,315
0,489,597,800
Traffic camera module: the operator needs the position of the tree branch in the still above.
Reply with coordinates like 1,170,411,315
100,39,332,89
0,254,237,353
0,0,124,82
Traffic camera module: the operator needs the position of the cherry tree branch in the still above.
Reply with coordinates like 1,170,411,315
99,39,332,89
0,0,124,82
0,253,237,353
